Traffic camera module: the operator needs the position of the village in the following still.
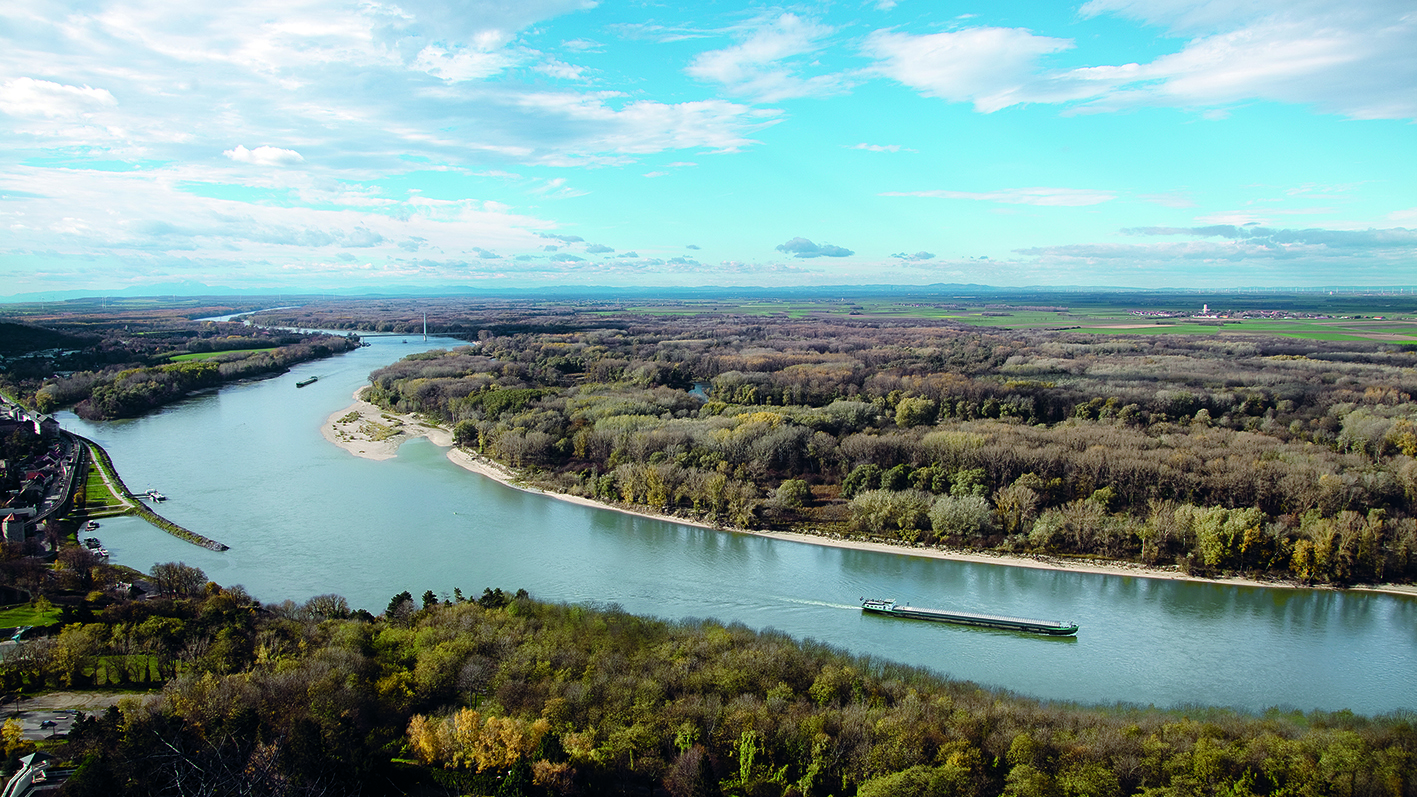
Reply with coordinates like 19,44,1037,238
0,396,73,575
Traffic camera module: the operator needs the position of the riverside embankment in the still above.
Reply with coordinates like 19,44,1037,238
76,435,228,551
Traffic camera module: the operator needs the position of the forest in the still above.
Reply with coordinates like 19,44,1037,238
2,574,1414,797
0,304,360,419
257,301,1417,587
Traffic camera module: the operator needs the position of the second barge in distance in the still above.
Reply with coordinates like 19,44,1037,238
862,598,1078,636
296,376,319,388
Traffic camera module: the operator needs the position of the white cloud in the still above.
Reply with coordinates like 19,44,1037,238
848,142,911,153
1389,208,1417,226
862,27,1076,113
224,144,305,166
882,187,1116,207
415,44,520,82
867,3,1417,120
514,92,779,158
0,162,561,284
1071,12,1417,119
775,237,854,258
535,58,588,80
686,13,845,101
0,77,117,119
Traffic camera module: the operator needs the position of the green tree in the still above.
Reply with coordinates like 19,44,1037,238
773,479,811,510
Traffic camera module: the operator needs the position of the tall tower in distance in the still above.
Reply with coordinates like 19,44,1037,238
423,312,428,342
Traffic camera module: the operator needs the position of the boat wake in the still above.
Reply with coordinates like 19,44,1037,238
774,597,861,611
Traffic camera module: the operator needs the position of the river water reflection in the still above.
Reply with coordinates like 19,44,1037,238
61,335,1416,715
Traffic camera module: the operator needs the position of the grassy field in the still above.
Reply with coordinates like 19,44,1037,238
611,298,1417,343
74,451,132,520
168,347,276,361
0,603,61,628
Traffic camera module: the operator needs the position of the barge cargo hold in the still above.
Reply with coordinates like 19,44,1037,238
862,598,1078,636
296,376,319,388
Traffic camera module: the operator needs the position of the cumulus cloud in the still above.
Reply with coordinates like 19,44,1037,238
224,145,306,166
539,233,585,242
585,243,613,253
686,244,700,250
775,237,854,258
0,77,116,119
882,187,1115,206
891,251,936,261
687,13,845,101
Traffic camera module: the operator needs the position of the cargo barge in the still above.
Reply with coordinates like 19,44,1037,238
296,376,319,388
862,598,1078,636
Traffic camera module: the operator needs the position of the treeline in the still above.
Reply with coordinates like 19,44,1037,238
7,583,1414,796
36,335,359,419
0,306,361,416
357,308,1417,585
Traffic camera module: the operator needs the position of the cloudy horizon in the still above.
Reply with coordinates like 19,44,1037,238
2,0,1414,295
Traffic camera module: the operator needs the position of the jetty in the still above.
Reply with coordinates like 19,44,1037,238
78,436,229,551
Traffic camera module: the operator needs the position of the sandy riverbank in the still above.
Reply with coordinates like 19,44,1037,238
321,396,1417,598
321,389,453,459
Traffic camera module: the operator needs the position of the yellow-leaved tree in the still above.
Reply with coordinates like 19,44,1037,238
407,709,549,772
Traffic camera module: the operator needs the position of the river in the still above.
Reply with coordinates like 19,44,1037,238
59,334,1417,715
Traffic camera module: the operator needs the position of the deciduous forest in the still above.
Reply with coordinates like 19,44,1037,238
3,577,1414,797
0,304,360,419
255,302,1417,586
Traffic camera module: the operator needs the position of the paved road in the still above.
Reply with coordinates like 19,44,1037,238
3,691,156,739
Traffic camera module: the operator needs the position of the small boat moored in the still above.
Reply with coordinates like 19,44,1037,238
862,598,1078,636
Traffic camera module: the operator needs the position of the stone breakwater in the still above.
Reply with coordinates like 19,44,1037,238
78,435,229,552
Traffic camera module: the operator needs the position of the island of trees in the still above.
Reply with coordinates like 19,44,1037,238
248,300,1417,588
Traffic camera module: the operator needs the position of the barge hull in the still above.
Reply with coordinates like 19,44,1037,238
862,600,1077,636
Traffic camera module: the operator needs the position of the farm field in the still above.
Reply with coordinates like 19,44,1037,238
610,297,1417,343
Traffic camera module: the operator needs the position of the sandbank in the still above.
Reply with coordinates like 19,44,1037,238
321,396,1417,598
321,389,453,459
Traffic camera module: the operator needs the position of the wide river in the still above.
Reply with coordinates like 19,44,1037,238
61,335,1416,715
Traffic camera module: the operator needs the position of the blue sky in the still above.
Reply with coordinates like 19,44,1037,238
1,0,1414,295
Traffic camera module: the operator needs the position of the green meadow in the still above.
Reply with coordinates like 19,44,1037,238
168,347,276,361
